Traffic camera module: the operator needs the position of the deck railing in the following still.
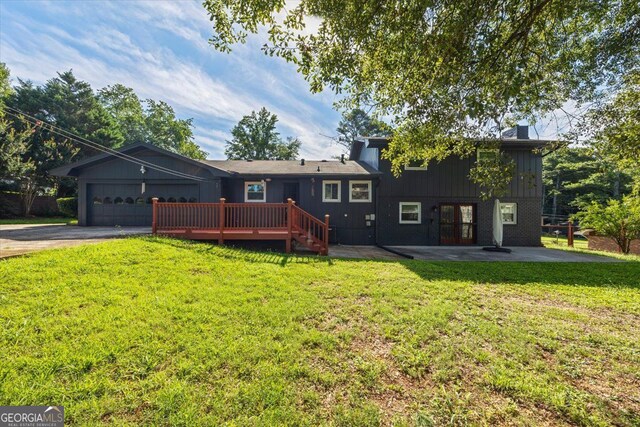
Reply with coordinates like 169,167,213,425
224,203,288,229
152,198,328,254
155,202,220,231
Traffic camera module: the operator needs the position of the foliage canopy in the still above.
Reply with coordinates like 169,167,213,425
335,108,390,154
225,107,301,160
203,0,639,178
575,196,640,254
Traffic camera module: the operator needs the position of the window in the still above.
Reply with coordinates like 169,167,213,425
188,197,198,203
322,180,341,202
477,149,499,163
349,181,372,202
500,202,517,224
399,202,421,224
245,181,266,202
125,197,134,204
158,197,166,203
167,197,177,203
135,197,144,204
92,197,102,205
179,197,187,203
114,197,124,205
405,160,428,171
103,197,112,204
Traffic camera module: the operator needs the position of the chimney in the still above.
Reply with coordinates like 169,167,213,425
340,154,345,164
300,159,305,166
516,125,529,139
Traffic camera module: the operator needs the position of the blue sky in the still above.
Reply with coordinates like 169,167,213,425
0,0,342,159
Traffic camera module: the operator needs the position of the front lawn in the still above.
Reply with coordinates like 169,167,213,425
1,238,639,426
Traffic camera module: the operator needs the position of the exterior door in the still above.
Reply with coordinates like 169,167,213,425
283,182,299,203
439,203,477,245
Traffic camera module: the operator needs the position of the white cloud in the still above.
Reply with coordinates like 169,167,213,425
0,0,343,159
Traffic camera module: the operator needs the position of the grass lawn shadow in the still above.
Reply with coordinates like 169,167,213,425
398,258,640,289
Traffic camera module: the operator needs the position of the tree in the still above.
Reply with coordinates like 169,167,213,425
98,85,207,159
6,71,123,198
579,71,640,193
0,64,32,193
542,148,633,220
574,196,640,254
97,84,146,145
143,100,207,159
225,108,301,160
335,108,390,153
0,64,68,215
203,0,639,194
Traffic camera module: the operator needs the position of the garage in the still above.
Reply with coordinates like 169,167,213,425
50,143,228,226
86,183,200,226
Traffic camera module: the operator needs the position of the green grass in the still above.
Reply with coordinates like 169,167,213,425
542,235,640,262
541,235,589,250
1,237,639,426
0,217,77,225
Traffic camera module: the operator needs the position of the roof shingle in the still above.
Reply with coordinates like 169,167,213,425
204,160,380,176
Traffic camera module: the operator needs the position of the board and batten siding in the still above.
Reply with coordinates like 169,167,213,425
75,148,222,225
374,147,543,246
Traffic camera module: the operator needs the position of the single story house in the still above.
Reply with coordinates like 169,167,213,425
50,126,546,248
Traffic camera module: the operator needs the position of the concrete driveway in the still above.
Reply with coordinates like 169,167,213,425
386,245,621,262
0,224,150,258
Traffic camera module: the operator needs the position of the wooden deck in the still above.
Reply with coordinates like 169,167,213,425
151,198,329,255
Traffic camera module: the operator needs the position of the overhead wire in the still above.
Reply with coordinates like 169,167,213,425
1,106,211,182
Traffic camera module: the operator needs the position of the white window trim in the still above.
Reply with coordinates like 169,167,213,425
500,202,517,225
322,180,341,203
244,181,266,203
404,161,428,171
349,180,372,203
399,202,422,224
477,148,499,162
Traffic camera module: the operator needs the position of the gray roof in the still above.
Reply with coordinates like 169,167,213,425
203,159,381,176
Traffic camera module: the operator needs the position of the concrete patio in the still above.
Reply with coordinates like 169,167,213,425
384,245,621,262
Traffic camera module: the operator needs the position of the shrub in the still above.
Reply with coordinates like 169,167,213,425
57,197,78,218
574,195,640,254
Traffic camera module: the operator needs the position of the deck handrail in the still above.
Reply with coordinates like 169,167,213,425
291,202,329,255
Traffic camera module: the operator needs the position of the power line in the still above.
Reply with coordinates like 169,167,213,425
3,106,209,182
2,106,210,182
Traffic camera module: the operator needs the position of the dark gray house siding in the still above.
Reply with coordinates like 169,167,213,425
51,134,545,247
363,144,543,246
50,144,225,226
221,176,377,245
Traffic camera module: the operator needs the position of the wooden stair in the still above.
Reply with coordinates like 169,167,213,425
290,203,329,255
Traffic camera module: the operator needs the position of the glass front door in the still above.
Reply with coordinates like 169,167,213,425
439,203,477,245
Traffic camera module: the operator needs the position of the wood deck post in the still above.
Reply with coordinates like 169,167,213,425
323,214,330,255
286,198,293,253
568,221,574,247
151,197,158,235
219,198,225,245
